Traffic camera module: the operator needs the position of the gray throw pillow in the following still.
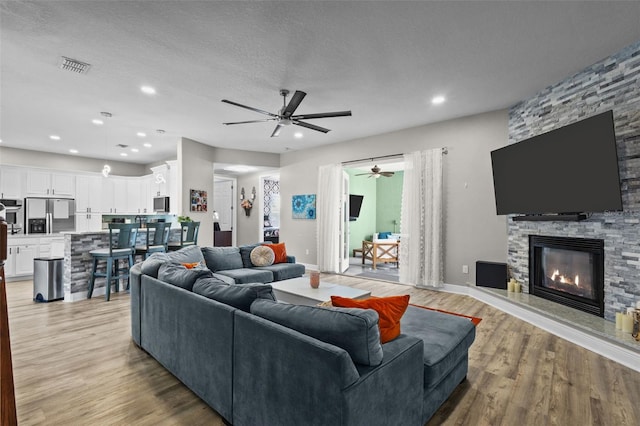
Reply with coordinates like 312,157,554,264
141,245,206,278
192,278,275,312
157,263,214,291
239,243,261,268
201,247,244,272
250,299,383,366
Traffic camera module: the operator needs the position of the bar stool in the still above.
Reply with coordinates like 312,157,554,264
88,223,139,301
135,222,170,261
168,221,200,251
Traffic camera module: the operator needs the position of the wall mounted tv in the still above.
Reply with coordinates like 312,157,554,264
491,110,622,220
349,194,364,221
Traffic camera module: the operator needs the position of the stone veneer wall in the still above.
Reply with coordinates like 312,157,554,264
508,40,640,321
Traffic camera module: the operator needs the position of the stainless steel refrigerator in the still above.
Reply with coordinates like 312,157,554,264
24,197,76,234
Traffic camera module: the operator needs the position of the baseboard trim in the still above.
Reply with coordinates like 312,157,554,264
436,283,640,373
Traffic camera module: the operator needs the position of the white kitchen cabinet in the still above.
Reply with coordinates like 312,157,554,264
101,177,127,214
5,239,38,277
76,175,102,213
126,178,142,214
150,164,170,197
76,213,102,232
39,236,65,258
0,166,24,199
26,170,75,197
140,175,152,213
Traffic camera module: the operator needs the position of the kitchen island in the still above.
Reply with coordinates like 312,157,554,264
62,228,182,301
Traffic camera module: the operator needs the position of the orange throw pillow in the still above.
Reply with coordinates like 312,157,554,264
330,295,410,343
181,262,201,269
264,242,287,264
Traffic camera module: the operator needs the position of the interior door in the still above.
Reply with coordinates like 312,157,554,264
213,177,235,246
339,171,350,273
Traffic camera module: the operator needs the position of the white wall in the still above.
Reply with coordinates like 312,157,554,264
280,109,509,285
0,146,148,176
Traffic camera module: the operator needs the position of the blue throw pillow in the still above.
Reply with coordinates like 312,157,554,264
157,263,213,291
141,245,206,278
201,247,244,272
250,299,383,366
193,278,275,312
378,232,392,239
239,244,261,268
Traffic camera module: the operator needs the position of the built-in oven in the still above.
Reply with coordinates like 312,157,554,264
0,199,23,234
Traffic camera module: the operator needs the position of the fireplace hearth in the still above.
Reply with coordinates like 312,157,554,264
529,235,604,317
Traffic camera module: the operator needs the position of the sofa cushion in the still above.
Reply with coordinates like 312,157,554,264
157,262,214,291
250,299,383,366
255,263,305,281
193,278,275,312
401,305,476,390
239,244,261,268
141,245,205,278
215,268,274,284
331,295,410,343
250,246,275,267
202,247,244,272
264,242,287,264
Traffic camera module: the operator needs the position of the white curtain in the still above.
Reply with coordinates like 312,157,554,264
317,163,343,273
399,149,444,287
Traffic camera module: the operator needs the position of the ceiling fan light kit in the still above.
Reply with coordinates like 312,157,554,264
222,89,352,137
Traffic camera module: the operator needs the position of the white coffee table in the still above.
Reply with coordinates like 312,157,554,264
271,276,371,306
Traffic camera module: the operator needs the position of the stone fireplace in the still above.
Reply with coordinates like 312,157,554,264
529,235,604,317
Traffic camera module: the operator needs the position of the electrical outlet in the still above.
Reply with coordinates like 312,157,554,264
305,249,309,255
462,265,469,274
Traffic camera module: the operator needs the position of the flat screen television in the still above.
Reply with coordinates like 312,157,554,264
491,110,622,217
349,194,364,221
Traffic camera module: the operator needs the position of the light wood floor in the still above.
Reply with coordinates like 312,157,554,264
6,275,640,425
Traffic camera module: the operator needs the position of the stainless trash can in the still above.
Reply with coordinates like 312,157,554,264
33,257,64,302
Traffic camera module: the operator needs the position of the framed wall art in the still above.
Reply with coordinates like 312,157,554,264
190,189,208,212
292,194,316,219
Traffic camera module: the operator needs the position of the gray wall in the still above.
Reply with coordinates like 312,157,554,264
0,146,148,176
280,109,509,285
507,40,640,320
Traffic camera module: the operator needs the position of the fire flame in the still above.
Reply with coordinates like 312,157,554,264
550,269,580,286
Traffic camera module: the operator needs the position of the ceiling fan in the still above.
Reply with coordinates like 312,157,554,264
221,89,352,137
355,165,395,178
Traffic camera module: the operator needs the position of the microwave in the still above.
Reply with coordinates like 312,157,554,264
153,196,170,212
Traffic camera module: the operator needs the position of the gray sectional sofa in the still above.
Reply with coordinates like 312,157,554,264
130,246,476,425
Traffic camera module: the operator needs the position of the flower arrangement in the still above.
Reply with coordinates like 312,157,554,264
240,199,253,216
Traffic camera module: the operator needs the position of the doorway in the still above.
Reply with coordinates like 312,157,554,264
261,174,280,243
213,176,236,247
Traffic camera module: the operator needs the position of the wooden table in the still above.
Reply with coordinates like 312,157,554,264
271,276,371,306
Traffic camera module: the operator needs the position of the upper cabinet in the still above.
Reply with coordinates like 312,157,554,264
0,166,24,199
26,170,75,197
76,175,102,212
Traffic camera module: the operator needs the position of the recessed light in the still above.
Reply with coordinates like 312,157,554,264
136,132,146,137
50,135,61,140
294,132,303,139
131,148,139,153
120,152,128,157
431,95,446,105
143,143,152,148
69,149,79,154
92,119,104,125
140,85,156,95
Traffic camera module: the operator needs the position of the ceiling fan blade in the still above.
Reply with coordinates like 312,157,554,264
271,124,283,138
293,120,330,133
354,172,372,176
221,99,279,118
282,90,306,118
223,118,278,125
380,172,395,177
291,111,352,120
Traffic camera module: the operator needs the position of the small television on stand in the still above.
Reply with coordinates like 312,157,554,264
349,195,364,221
490,110,622,221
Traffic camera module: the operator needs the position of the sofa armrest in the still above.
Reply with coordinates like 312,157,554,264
286,255,296,263
130,263,143,346
343,334,424,425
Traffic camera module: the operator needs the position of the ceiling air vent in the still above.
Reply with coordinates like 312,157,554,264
116,144,128,148
59,56,91,74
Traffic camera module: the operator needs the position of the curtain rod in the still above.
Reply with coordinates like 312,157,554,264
341,148,447,166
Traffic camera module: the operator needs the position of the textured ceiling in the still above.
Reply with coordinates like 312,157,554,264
1,1,639,165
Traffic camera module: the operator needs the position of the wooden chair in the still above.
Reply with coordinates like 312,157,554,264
135,222,170,260
168,221,200,251
362,240,400,269
88,223,139,301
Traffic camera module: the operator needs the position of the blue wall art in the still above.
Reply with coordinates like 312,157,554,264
292,194,316,219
